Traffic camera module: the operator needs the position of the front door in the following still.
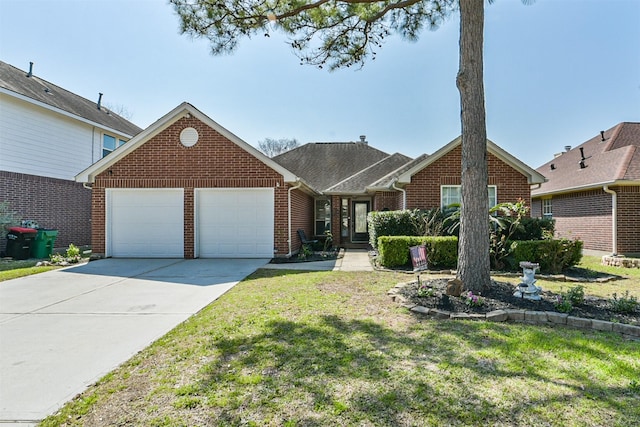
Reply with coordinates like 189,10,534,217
352,201,370,242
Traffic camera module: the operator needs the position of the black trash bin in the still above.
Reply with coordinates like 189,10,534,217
6,227,38,260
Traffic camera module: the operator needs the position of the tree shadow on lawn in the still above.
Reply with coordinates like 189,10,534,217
193,314,639,425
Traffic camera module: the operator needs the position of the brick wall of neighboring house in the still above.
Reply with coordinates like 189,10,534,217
551,189,612,252
0,170,91,255
288,187,314,255
530,198,542,218
404,146,532,209
615,185,640,255
90,116,287,258
528,186,639,255
373,191,403,211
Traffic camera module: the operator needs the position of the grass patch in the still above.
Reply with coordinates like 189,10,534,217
0,259,59,281
41,268,640,426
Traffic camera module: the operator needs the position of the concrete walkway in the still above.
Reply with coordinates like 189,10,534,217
263,248,374,272
0,258,268,426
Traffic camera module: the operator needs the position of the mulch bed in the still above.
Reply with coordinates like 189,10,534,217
399,278,640,326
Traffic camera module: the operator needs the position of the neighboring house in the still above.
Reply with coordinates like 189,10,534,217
531,122,640,256
75,102,545,259
0,60,142,253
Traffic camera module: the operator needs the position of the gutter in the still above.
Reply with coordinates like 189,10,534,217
287,180,302,257
603,185,618,256
392,181,406,209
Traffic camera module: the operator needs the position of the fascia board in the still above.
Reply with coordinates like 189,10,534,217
0,87,136,139
396,136,546,185
532,179,640,197
486,140,547,184
397,136,462,183
187,104,298,183
76,102,299,184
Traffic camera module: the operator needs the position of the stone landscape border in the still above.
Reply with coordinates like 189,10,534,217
388,281,640,341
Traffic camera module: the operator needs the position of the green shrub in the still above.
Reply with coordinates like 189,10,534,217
566,285,585,305
510,239,583,274
368,210,420,249
610,291,638,314
511,217,555,241
368,209,449,249
377,236,458,269
0,202,21,243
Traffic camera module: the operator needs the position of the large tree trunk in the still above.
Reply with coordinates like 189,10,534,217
456,0,490,292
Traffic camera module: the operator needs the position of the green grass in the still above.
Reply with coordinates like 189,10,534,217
40,268,640,427
0,259,59,281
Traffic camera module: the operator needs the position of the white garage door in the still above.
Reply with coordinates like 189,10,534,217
196,188,274,258
107,189,184,258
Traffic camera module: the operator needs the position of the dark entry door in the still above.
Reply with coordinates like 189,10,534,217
352,201,370,242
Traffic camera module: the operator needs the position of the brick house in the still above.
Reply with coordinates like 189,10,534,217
76,102,545,258
531,122,640,256
0,61,141,253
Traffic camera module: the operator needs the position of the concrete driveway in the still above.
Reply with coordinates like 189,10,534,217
0,258,268,426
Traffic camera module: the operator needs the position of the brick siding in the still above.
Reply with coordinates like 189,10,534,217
90,116,287,258
0,170,91,255
404,146,532,209
532,185,640,255
613,186,640,254
289,187,314,255
373,191,403,211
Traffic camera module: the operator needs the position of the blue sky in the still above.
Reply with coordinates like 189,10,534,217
1,0,638,168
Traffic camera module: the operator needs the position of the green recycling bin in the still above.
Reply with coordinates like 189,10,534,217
31,229,58,259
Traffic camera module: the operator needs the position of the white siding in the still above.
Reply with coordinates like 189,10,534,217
0,94,115,180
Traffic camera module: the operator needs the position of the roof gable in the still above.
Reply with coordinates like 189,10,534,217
396,137,546,185
0,61,142,137
533,122,640,196
75,103,298,183
273,142,391,192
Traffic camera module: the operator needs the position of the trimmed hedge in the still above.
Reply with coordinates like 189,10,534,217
376,235,583,274
377,236,458,269
510,239,583,274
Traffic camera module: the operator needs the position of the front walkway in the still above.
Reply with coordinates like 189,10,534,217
263,248,373,272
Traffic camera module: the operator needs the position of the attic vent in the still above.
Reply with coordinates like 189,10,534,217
564,145,571,152
180,127,199,147
359,135,367,144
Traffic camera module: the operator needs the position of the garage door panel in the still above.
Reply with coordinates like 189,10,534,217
196,188,273,258
108,189,184,258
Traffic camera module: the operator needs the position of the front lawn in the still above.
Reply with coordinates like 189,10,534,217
0,259,59,281
42,267,640,426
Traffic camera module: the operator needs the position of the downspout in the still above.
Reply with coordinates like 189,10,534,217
392,181,406,210
287,180,302,257
603,185,617,256
82,182,92,190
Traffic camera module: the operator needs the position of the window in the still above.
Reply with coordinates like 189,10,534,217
542,198,552,219
102,134,127,157
315,198,331,236
441,185,497,208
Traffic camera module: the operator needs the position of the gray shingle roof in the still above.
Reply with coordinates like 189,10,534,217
272,142,393,192
532,122,640,196
368,153,430,189
326,152,413,194
0,61,142,137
